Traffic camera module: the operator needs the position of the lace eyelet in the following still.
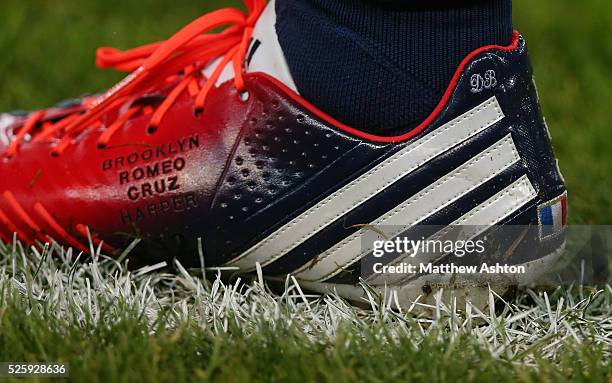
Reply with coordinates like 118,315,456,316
193,107,204,118
147,125,158,134
239,90,250,102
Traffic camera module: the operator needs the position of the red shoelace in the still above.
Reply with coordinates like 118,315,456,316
5,0,265,158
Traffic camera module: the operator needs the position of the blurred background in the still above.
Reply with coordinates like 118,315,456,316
0,0,610,223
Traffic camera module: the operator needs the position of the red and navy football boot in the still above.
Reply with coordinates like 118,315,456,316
0,0,567,306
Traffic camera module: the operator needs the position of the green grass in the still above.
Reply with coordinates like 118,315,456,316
0,242,609,383
1,302,608,383
0,1,610,382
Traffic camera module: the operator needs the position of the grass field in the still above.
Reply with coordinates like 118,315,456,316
0,243,610,382
0,0,610,382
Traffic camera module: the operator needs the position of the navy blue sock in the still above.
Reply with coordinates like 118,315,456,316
275,0,513,134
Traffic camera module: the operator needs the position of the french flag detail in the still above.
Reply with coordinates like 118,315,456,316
538,192,568,239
